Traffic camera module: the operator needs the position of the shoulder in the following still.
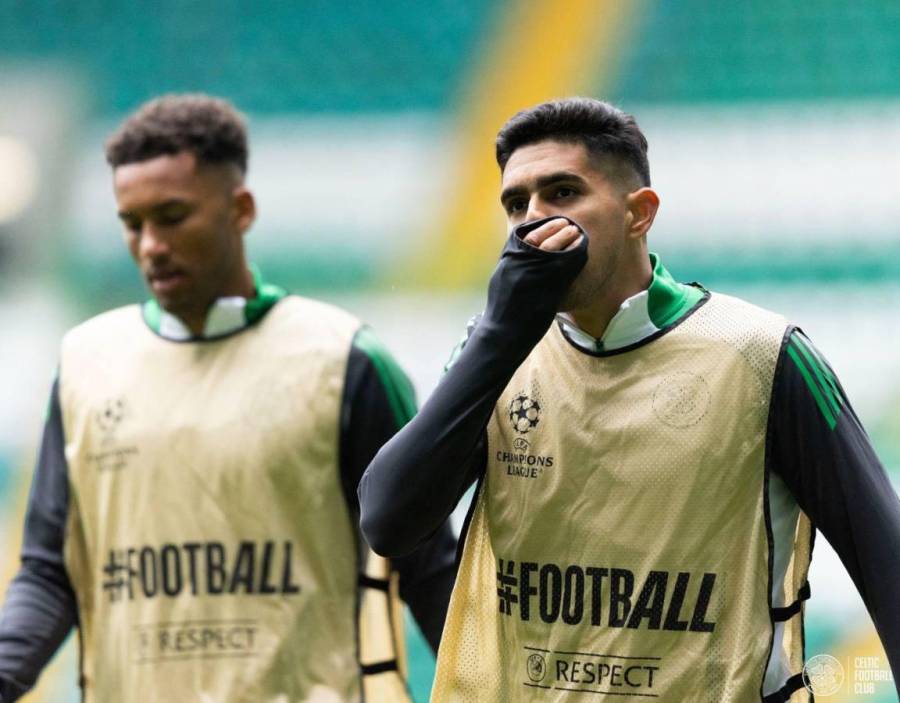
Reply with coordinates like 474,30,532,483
690,291,791,350
58,305,146,400
264,295,361,340
272,294,360,327
346,326,417,423
775,326,850,428
703,291,789,329
61,304,144,351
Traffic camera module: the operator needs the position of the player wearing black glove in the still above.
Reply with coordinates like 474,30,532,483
358,216,586,556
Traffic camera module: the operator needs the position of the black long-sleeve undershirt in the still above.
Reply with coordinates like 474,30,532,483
0,378,77,701
770,328,900,690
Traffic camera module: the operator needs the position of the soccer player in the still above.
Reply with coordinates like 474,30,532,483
359,98,900,701
0,94,456,702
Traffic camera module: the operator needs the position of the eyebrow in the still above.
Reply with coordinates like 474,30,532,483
117,199,188,220
499,171,588,206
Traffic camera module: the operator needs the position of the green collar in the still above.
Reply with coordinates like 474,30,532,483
557,253,704,353
646,252,703,328
142,266,287,341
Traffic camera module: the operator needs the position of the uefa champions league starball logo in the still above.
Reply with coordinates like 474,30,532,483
96,397,126,434
802,654,844,696
509,393,541,434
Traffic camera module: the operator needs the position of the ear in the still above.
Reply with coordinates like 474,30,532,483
231,186,256,235
625,187,660,239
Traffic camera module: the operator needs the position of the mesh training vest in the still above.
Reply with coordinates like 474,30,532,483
59,297,410,703
432,293,812,702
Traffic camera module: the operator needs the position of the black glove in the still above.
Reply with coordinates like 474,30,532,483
481,215,588,354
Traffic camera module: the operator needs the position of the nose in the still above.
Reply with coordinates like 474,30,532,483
138,223,171,261
525,197,549,223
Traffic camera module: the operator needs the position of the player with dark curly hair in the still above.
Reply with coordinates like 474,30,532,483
0,94,456,702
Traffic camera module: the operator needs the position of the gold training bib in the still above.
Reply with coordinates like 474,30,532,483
59,297,410,702
433,293,811,702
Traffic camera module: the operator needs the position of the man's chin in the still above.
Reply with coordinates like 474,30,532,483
151,290,194,319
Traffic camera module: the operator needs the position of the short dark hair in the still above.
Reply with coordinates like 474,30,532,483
495,97,650,187
105,94,249,173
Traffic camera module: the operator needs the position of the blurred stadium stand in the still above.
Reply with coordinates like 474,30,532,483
615,1,900,102
6,2,895,115
0,0,497,114
1,1,898,701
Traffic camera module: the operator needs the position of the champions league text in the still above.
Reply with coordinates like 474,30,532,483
497,558,717,631
101,540,301,602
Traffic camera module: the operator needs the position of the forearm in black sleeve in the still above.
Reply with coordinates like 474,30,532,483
0,379,77,702
769,328,900,690
358,217,588,557
393,521,458,653
339,334,458,652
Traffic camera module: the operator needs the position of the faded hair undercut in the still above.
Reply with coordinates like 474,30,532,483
496,97,650,187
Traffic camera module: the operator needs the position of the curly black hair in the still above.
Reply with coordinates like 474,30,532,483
105,94,248,173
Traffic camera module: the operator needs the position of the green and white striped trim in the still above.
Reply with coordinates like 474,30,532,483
142,265,287,341
558,252,704,353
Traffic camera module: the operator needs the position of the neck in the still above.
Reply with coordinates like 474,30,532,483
176,265,256,336
567,249,653,339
